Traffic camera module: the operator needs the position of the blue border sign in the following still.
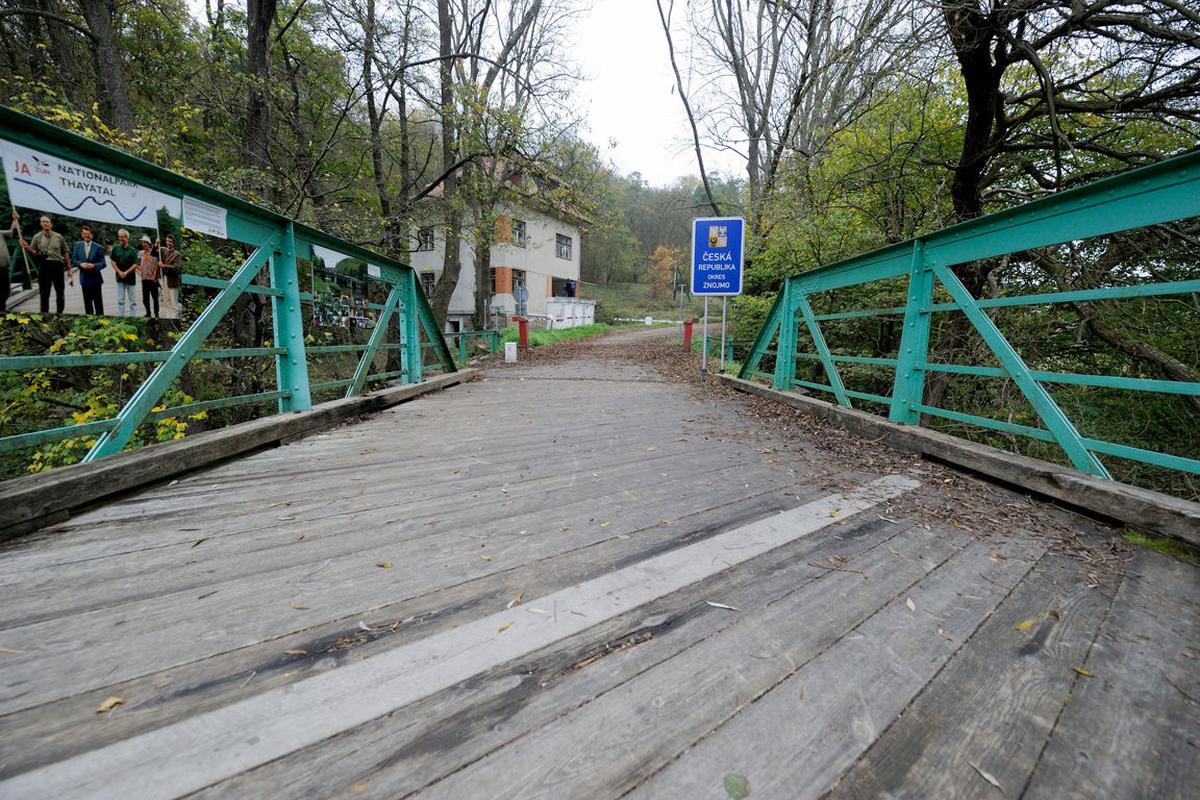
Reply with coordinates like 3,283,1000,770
691,217,744,296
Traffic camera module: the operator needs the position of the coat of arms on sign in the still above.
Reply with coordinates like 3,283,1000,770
708,224,728,248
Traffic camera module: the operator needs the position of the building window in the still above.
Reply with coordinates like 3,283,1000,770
421,271,435,297
512,219,527,247
556,233,572,260
416,226,434,251
489,267,497,294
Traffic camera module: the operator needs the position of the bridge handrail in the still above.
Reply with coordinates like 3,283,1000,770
739,149,1200,481
0,105,457,462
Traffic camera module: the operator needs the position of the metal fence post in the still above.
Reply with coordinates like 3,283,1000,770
773,280,798,391
272,222,312,412
889,240,931,424
403,269,423,383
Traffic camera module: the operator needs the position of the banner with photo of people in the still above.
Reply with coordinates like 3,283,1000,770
0,137,185,319
311,245,376,329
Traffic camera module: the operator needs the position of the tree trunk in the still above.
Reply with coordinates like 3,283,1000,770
244,0,277,192
362,0,394,250
78,0,134,130
38,0,86,109
429,0,461,329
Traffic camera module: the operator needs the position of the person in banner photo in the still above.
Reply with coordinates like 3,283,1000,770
1,210,21,311
72,224,106,315
110,229,139,317
158,234,181,315
137,235,160,318
18,214,73,315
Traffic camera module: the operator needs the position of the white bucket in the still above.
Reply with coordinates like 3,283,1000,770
504,342,518,363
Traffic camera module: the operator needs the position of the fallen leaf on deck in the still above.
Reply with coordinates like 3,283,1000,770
1073,666,1093,677
498,623,512,634
239,671,256,689
646,447,657,452
168,480,179,487
285,649,308,656
724,772,750,799
377,562,392,569
197,591,217,600
506,592,524,609
560,527,570,533
0,647,26,655
295,533,305,541
290,603,308,610
706,601,742,612
480,554,492,561
906,597,917,612
180,527,200,532
1015,619,1035,632
528,607,550,615
96,697,124,714
191,538,206,548
599,522,610,528
358,621,375,632
969,761,1002,791
361,448,377,454
661,519,673,525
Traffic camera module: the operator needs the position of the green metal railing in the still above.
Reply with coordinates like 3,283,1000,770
445,329,501,366
740,149,1200,480
0,106,456,461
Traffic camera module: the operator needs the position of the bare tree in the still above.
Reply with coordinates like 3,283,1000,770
662,0,919,235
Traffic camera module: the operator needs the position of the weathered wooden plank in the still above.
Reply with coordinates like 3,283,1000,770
624,538,1043,800
0,371,479,542
406,532,1033,800
0,477,917,800
1023,549,1200,800
0,459,802,714
0,439,759,623
826,552,1116,799
0,486,826,777
195,522,955,799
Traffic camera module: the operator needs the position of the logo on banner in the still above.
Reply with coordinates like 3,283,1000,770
1,138,181,227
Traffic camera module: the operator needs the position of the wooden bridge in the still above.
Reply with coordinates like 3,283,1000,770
1,328,1196,800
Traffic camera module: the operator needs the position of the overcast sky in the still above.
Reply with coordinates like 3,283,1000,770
563,0,741,186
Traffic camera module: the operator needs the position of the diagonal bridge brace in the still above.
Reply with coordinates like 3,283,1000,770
85,232,283,462
345,283,403,398
797,293,852,408
931,262,1111,478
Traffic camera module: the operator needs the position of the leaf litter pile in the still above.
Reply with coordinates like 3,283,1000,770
481,325,1132,570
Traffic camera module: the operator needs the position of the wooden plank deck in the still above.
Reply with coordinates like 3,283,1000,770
1,329,1196,799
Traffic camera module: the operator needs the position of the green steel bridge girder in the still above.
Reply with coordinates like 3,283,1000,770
0,104,459,464
737,147,1200,480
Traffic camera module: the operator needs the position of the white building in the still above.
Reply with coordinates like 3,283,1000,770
409,181,588,332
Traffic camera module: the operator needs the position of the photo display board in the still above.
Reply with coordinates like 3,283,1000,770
0,137,184,319
311,245,376,329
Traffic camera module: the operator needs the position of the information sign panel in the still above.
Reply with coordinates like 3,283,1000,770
690,216,744,296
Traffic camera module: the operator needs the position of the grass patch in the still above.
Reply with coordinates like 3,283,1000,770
1123,530,1200,564
588,282,705,322
498,323,612,348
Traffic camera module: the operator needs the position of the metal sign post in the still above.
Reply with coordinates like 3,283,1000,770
690,216,745,377
719,296,728,374
701,297,709,375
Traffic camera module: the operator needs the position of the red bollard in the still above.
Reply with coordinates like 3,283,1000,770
516,316,529,349
682,319,694,350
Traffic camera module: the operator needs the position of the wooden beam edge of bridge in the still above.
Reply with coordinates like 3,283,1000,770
0,369,480,544
720,374,1200,548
